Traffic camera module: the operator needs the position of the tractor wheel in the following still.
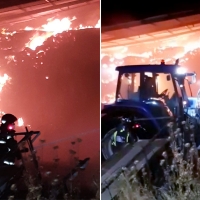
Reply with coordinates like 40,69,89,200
101,127,132,161
101,115,157,161
101,117,125,161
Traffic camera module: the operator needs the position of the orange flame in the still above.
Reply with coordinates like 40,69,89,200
25,18,100,50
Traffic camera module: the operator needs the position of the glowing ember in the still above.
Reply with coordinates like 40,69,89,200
18,118,24,127
5,55,16,64
1,28,16,36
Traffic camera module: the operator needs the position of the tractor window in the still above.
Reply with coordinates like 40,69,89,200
175,80,182,97
118,72,176,102
119,73,140,101
156,73,175,99
184,79,192,97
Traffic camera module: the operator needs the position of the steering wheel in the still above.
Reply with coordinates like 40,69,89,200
158,89,168,98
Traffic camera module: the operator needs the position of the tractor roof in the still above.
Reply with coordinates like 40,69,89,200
116,64,179,74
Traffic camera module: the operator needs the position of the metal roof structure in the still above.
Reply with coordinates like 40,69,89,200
101,11,200,50
0,0,99,26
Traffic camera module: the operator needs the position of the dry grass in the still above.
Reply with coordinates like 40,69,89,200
116,119,200,200
6,138,99,200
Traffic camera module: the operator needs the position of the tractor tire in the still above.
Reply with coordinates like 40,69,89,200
102,127,132,161
101,117,137,161
101,117,120,161
101,114,160,161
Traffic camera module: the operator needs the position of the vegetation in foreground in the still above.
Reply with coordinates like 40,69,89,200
117,119,200,200
6,138,100,200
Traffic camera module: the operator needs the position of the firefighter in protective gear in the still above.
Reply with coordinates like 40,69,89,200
0,114,21,165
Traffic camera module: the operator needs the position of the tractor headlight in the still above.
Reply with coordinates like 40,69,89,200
176,67,187,74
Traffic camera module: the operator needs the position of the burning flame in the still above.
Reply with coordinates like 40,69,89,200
41,17,73,33
25,17,100,50
26,32,52,51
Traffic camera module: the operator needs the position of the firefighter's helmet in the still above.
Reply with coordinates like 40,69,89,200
1,114,17,125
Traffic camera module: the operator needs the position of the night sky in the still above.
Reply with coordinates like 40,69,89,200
101,0,200,26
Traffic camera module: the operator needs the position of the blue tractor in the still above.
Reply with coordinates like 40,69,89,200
101,60,198,160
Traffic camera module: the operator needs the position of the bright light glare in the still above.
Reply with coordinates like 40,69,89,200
176,67,187,74
18,118,24,126
183,101,187,105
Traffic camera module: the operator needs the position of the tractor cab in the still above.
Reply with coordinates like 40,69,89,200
114,62,196,119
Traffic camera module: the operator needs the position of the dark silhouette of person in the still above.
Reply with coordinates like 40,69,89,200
140,75,158,100
0,114,21,165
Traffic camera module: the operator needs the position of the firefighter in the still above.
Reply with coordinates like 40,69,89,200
0,114,21,165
